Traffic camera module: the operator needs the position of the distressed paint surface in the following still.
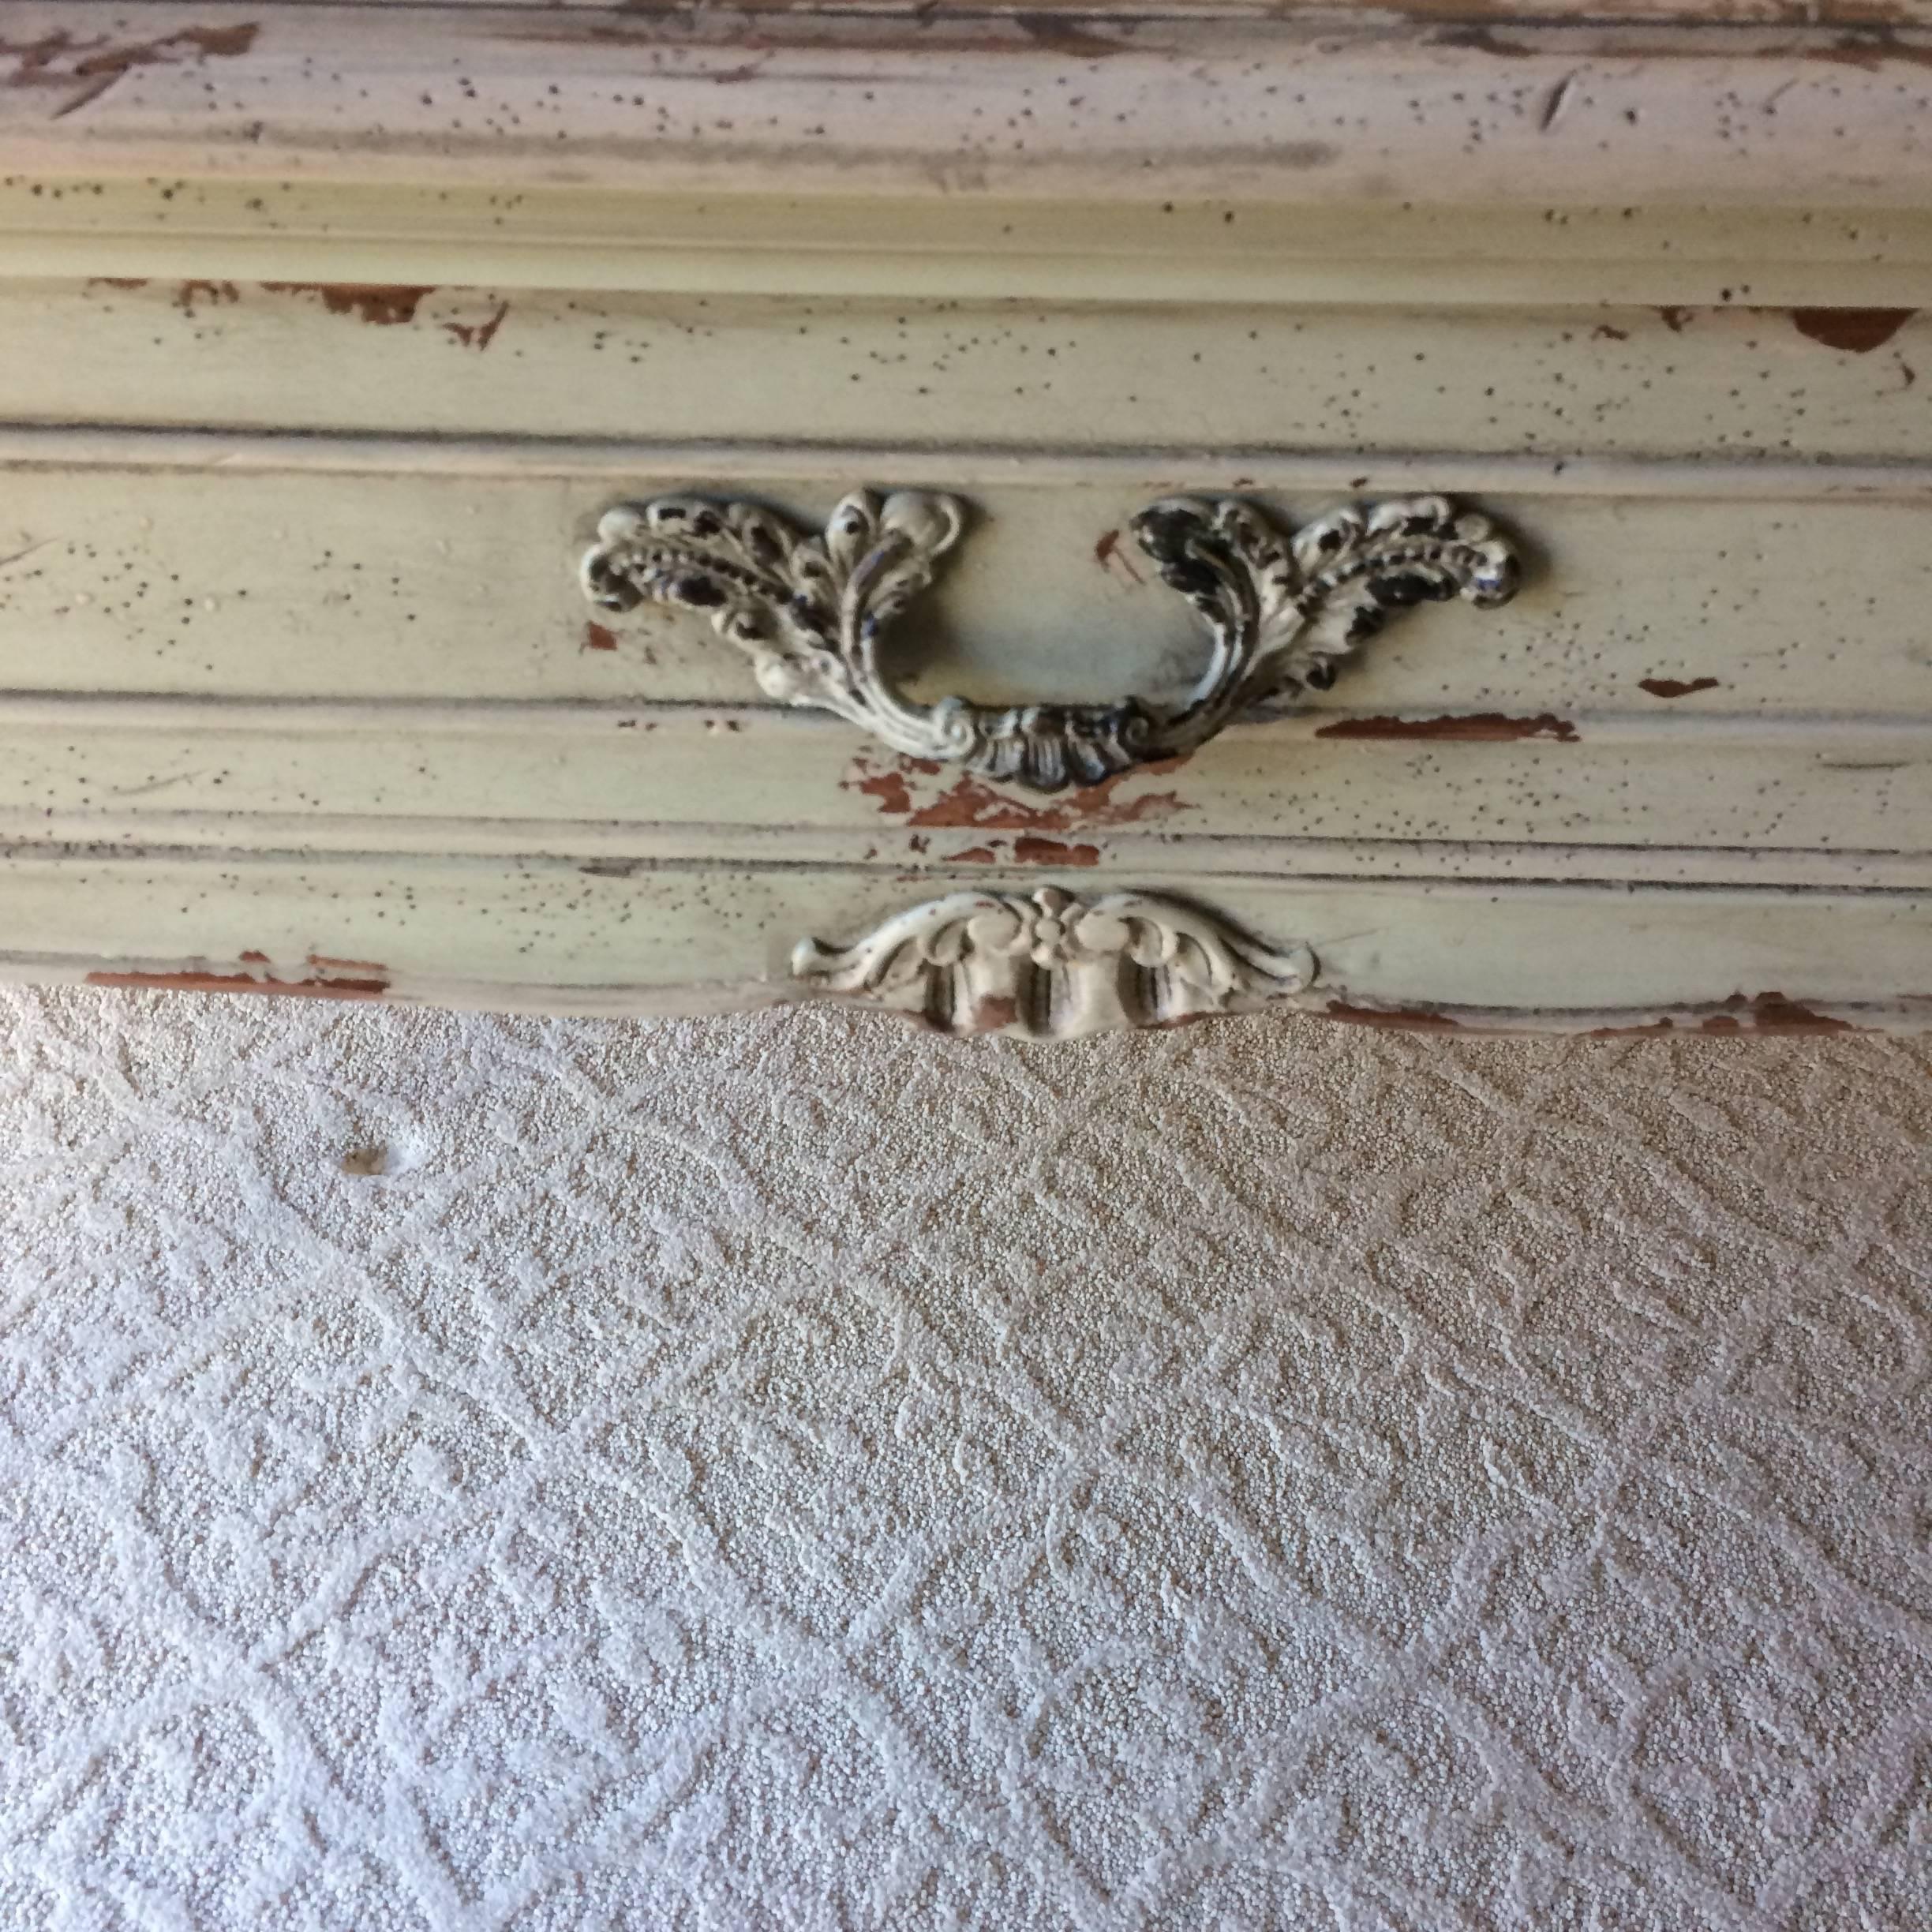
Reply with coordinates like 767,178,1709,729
5,283,1930,460
3,702,1930,860
3,848,1930,1028
7,6,1932,322
6,4,1932,219
9,179,1932,311
2,10,1932,1028
64,2,1932,17
6,462,1932,721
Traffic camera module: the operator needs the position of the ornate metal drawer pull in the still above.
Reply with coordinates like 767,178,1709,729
791,886,1316,1039
581,488,1521,792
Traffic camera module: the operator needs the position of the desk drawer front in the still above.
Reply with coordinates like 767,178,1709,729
9,279,1932,464
5,449,1931,868
7,279,1932,1028
10,459,1932,721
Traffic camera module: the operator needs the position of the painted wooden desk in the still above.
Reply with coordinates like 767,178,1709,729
4,2,1931,1035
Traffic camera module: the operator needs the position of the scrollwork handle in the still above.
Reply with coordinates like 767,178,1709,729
580,488,1521,792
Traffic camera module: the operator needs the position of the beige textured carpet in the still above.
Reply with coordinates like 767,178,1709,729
2,985,1930,1932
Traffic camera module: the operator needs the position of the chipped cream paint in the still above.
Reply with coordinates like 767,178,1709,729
1,4,1930,1029
7,12,1932,306
6,848,1932,1033
6,4,1932,219
9,455,1932,721
12,283,1932,462
6,698,1932,871
14,185,1932,310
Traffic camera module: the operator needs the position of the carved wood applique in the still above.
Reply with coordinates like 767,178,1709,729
790,887,1317,1039
580,489,1522,792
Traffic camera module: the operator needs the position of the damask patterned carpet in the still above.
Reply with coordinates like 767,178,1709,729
2,985,1930,1932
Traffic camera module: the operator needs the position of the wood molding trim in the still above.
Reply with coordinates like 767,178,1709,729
6,6,1932,306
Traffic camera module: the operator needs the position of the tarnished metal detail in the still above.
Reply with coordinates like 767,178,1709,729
581,489,1521,792
790,886,1316,1039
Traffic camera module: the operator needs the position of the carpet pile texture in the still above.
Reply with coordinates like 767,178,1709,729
2,986,1930,1931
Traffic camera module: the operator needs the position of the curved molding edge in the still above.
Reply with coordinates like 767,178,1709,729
790,886,1317,1039
581,488,1520,792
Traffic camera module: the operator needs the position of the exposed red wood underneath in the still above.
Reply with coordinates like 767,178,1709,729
1325,1000,1461,1030
88,970,388,1002
844,752,1191,830
1702,990,1854,1033
848,762,917,817
1012,836,1099,866
905,769,1188,829
260,283,436,327
307,953,388,977
1790,307,1917,352
1652,306,1919,352
1335,990,1863,1037
2,24,258,89
1314,713,1579,743
1638,676,1721,699
88,953,389,1002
